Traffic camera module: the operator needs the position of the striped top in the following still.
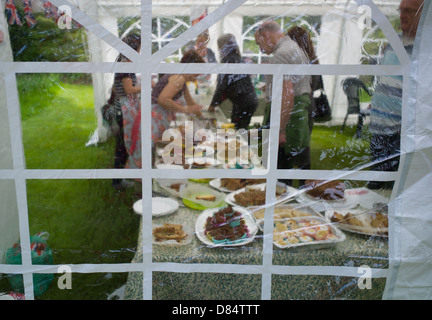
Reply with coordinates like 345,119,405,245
369,35,414,135
113,73,138,113
113,73,138,98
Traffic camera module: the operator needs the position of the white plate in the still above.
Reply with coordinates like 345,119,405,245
272,216,346,249
296,191,356,211
250,204,323,232
324,207,388,237
209,178,230,193
155,179,188,198
344,188,389,210
155,163,184,170
296,187,389,212
209,178,268,193
209,178,248,193
179,183,226,209
133,198,179,217
195,206,258,247
225,183,298,207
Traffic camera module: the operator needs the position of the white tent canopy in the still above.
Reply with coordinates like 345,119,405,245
1,0,431,300
58,0,406,142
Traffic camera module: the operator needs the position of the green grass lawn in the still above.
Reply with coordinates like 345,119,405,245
1,74,372,299
311,124,372,171
1,74,141,300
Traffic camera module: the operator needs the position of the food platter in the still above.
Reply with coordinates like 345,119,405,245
343,188,389,210
133,197,179,217
209,178,231,192
250,204,323,231
296,190,356,211
209,178,267,193
296,187,389,212
179,183,226,210
155,179,189,198
325,207,388,237
271,216,346,249
195,206,258,247
225,183,297,208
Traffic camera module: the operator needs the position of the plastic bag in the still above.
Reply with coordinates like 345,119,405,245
313,89,332,123
5,232,54,297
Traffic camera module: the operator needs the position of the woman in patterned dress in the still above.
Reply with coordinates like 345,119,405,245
151,50,205,150
113,35,142,171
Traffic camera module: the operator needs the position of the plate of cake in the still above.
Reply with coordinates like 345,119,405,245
209,178,267,193
225,183,296,207
195,205,258,247
296,179,356,210
325,206,388,237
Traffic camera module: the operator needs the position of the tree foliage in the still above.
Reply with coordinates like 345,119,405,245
8,10,88,62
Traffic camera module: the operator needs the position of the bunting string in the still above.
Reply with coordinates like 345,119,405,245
4,0,83,29
23,0,37,27
42,0,59,20
5,0,23,26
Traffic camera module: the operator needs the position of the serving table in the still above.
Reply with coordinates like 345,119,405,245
123,181,390,300
125,89,388,300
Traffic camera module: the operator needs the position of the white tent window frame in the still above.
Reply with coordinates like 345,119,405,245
1,0,430,300
241,16,320,65
151,17,190,61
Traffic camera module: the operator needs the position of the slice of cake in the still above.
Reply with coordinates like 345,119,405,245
196,194,216,201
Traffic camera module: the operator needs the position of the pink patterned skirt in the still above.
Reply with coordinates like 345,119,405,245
121,94,141,169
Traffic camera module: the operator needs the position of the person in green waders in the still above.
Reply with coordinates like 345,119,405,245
254,21,312,186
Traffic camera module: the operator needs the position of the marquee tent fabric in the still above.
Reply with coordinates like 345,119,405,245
0,0,431,300
10,0,410,140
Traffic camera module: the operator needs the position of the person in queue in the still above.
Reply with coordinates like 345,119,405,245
286,25,320,134
286,25,321,174
367,0,424,189
254,21,312,184
112,34,141,188
208,33,258,130
192,30,216,93
195,30,216,63
151,49,205,149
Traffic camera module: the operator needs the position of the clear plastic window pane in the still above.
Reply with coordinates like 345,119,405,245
0,0,428,301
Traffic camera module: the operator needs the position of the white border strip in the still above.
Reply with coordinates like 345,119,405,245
0,62,407,75
139,0,154,301
0,262,389,279
0,169,400,181
1,0,410,300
